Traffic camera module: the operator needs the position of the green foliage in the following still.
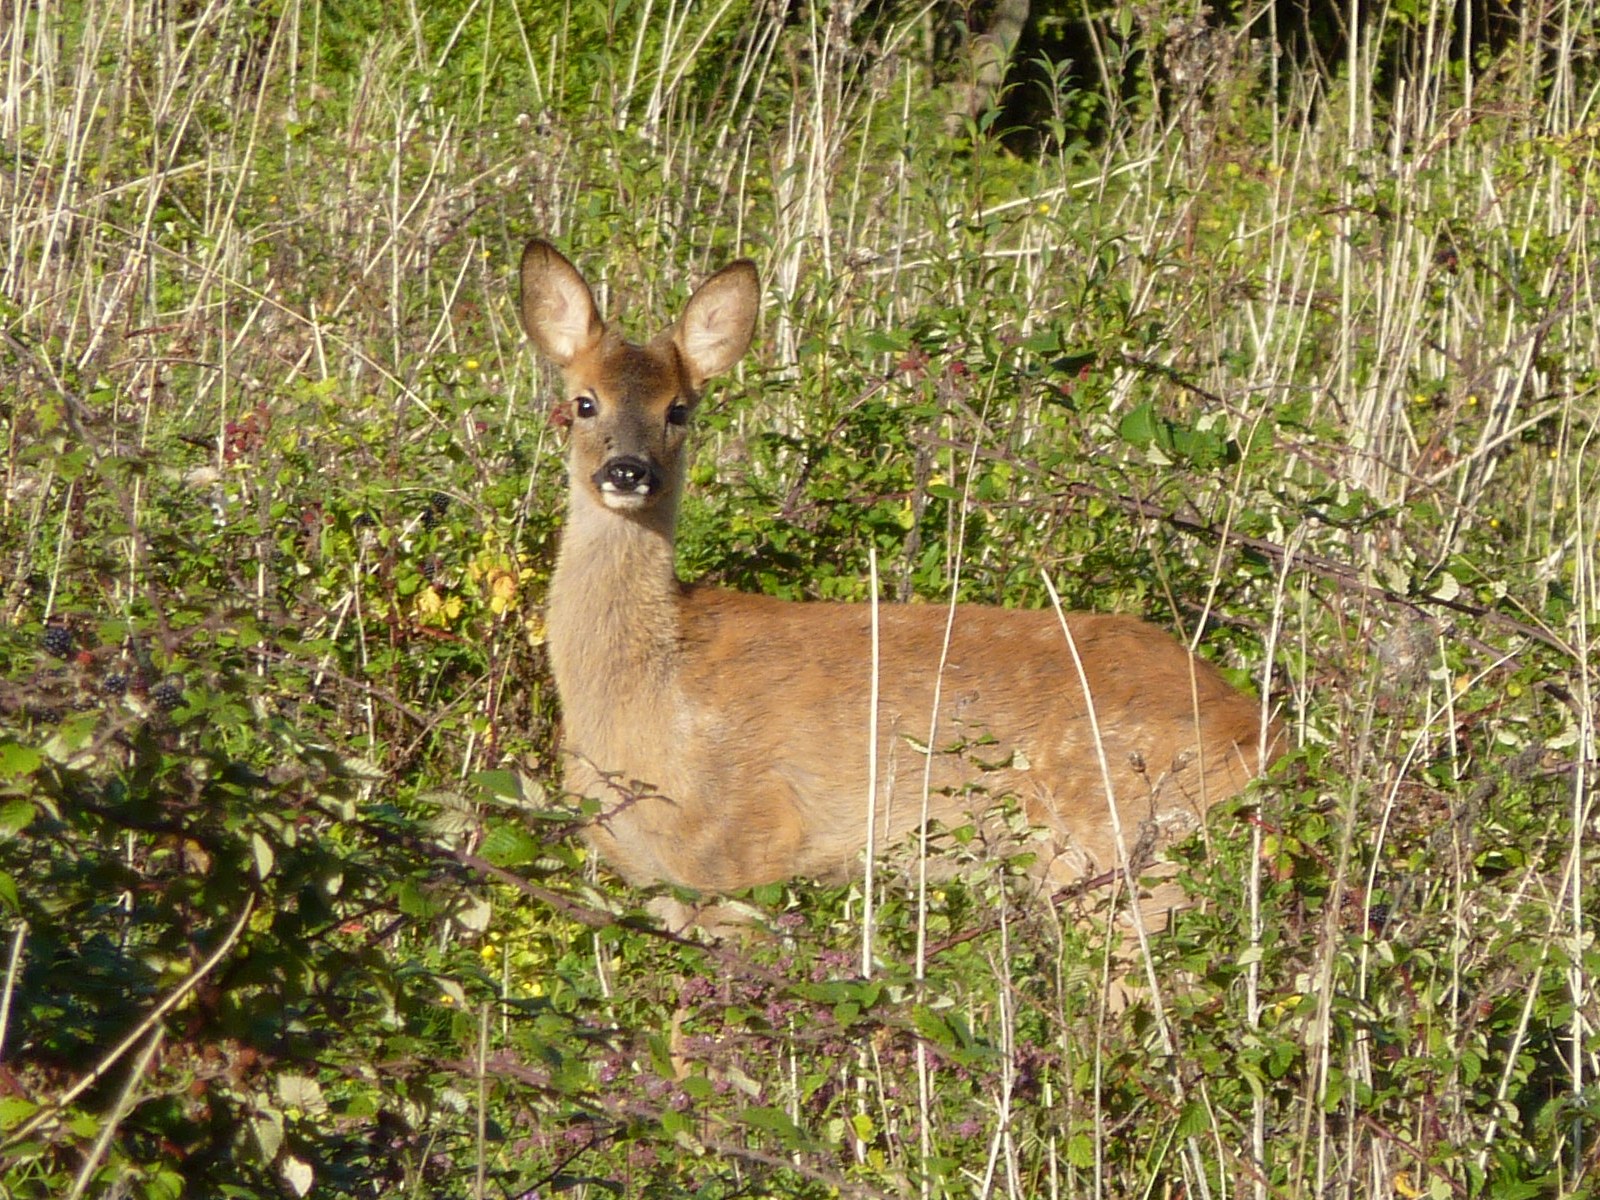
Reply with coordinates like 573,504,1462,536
0,0,1596,1196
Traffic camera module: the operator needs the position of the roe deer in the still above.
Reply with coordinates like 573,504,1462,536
520,239,1277,923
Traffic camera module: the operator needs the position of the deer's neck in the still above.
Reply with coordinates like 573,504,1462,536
546,484,684,748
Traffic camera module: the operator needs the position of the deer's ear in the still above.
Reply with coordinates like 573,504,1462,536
520,240,604,367
674,260,759,389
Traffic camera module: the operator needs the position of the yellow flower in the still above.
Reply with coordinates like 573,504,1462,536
487,568,520,614
415,585,463,627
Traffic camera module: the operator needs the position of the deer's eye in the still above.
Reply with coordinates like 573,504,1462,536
666,402,690,427
575,395,597,419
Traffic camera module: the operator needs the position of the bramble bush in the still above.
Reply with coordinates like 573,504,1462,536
0,0,1595,1196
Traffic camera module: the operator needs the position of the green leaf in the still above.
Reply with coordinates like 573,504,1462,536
250,832,275,880
741,1105,807,1147
0,742,41,779
479,822,542,868
474,769,526,801
1118,401,1162,447
397,879,441,918
1173,1099,1209,1140
1066,1130,1096,1169
0,1095,38,1129
0,799,36,837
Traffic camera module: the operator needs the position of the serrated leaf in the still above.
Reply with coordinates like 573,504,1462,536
0,798,36,837
251,1110,284,1161
425,808,477,839
339,755,386,780
1174,1099,1209,1140
1066,1130,1095,1168
41,713,100,763
276,1074,328,1115
741,1105,806,1145
479,822,542,868
474,769,525,800
0,742,41,779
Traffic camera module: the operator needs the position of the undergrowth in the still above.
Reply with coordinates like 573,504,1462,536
0,0,1596,1196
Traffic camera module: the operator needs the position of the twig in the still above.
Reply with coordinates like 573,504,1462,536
1,896,257,1150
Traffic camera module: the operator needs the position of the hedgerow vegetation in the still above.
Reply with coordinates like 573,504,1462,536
1,0,1596,1195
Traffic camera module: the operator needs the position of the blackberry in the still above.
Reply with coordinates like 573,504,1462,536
420,554,446,583
429,492,451,515
102,673,128,696
353,512,378,531
41,625,72,658
150,678,185,713
419,506,438,530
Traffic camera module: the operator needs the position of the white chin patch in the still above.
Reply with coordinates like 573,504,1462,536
598,485,651,511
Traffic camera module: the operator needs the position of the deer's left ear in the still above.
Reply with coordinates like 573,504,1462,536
674,260,759,390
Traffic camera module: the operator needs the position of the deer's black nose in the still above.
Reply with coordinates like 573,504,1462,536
596,456,657,495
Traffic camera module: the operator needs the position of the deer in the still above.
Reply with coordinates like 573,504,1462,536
518,239,1279,936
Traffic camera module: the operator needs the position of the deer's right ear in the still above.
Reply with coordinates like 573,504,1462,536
520,240,603,367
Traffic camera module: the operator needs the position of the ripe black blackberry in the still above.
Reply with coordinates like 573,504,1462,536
419,491,451,530
102,673,128,696
41,625,72,658
150,679,185,713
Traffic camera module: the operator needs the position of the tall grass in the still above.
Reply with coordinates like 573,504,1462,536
0,0,1596,1196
